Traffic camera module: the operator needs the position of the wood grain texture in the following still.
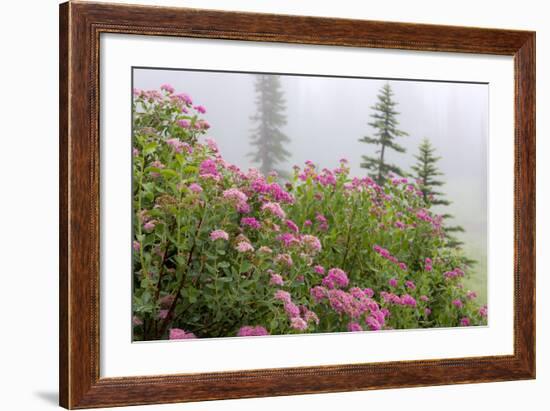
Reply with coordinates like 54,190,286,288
59,2,69,407
59,1,536,408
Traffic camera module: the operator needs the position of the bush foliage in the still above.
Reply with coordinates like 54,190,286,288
132,85,487,341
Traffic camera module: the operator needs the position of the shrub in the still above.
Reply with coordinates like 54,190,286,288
131,86,487,341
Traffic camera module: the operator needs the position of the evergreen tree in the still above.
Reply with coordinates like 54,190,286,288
411,138,465,248
248,75,290,178
359,83,408,184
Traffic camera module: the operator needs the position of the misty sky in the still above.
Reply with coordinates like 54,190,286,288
133,68,488,282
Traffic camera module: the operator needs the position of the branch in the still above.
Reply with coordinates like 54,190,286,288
157,215,204,338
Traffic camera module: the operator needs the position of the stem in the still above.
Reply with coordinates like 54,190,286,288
341,198,359,268
153,239,171,305
135,152,149,278
157,213,205,338
153,244,169,337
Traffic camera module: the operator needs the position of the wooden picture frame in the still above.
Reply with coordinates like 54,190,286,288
59,1,535,408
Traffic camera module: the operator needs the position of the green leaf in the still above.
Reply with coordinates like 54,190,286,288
239,260,253,274
143,142,158,155
185,286,198,303
183,165,198,174
160,169,179,179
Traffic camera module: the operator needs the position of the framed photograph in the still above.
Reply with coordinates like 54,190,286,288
59,2,535,409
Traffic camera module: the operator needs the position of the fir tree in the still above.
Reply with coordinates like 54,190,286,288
411,138,465,248
248,75,290,178
359,83,408,184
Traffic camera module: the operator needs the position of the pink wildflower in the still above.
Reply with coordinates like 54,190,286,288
285,219,299,233
348,322,363,332
310,286,327,302
444,268,464,279
304,310,319,325
160,83,174,94
205,137,218,152
405,280,416,290
290,317,308,331
322,268,349,289
177,119,190,128
315,213,329,231
452,299,463,309
270,273,284,286
235,241,254,253
188,183,202,194
380,291,401,305
196,120,210,130
388,278,398,288
222,188,248,203
365,316,382,331
460,317,471,326
275,253,293,267
277,233,299,247
274,290,291,304
210,229,229,241
194,105,206,114
132,240,140,252
166,138,190,154
237,326,269,337
261,202,286,219
199,159,220,180
237,202,251,214
241,217,261,230
301,234,322,253
175,93,192,106
400,294,417,307
327,289,352,314
169,328,197,340
149,160,165,177
143,220,156,232
284,302,300,318
313,265,325,275
479,305,488,318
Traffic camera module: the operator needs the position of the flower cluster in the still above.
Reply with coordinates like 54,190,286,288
373,245,408,271
169,328,197,340
237,326,269,337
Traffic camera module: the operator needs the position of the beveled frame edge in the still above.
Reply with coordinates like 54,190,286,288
59,1,535,409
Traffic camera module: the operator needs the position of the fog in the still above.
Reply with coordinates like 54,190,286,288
134,68,487,296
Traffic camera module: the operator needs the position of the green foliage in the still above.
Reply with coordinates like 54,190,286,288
359,83,408,184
